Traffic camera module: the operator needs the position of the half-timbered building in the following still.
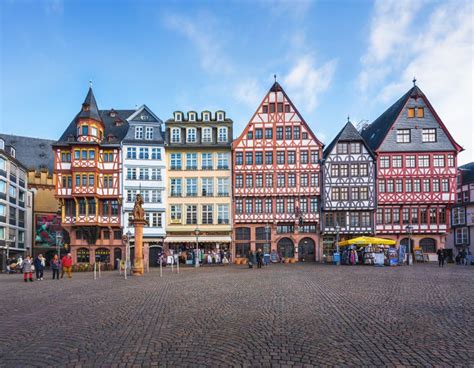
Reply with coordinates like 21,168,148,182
361,81,463,258
232,81,323,261
321,120,376,257
53,88,128,265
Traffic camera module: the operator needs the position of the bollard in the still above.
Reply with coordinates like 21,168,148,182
171,260,174,273
98,261,101,278
177,258,179,274
160,258,163,277
94,262,97,280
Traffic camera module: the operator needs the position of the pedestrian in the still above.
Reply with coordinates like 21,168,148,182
460,248,467,266
34,254,45,280
51,254,61,280
247,250,254,269
437,248,445,268
256,248,263,269
21,255,34,282
61,253,73,279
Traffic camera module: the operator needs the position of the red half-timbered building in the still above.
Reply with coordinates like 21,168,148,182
53,87,129,265
361,81,463,258
232,81,324,261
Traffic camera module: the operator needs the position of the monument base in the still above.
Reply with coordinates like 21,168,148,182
132,260,144,275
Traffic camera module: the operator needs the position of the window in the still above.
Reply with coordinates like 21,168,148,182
310,198,318,212
423,179,430,192
384,208,392,224
361,212,371,227
396,179,403,193
262,105,268,113
246,199,253,213
277,103,283,112
420,238,436,253
265,128,272,139
235,199,243,214
216,112,224,121
276,127,283,140
340,187,348,200
170,205,182,223
265,152,273,165
300,173,308,187
452,207,466,226
392,156,402,168
380,156,390,168
337,143,348,154
407,107,415,118
247,131,253,140
81,150,88,160
217,152,229,169
201,178,213,196
145,127,153,140
151,190,161,203
170,178,182,196
170,153,182,170
103,151,114,162
217,204,229,224
202,205,213,224
393,208,400,224
127,147,136,159
331,165,339,177
135,126,143,139
139,168,148,180
448,155,454,167
255,128,263,139
360,187,369,200
406,179,412,192
277,151,285,165
402,208,410,224
236,152,243,165
255,199,262,213
276,198,284,213
187,128,197,143
88,174,95,187
171,128,181,143
82,125,89,136
287,151,295,164
149,213,162,228
300,198,308,213
288,174,296,187
217,177,229,195
417,107,424,118
432,179,440,192
255,151,263,165
61,151,71,162
350,143,361,154
441,179,449,192
418,155,430,168
351,187,359,201
235,174,243,188
188,112,196,122
406,155,416,168
287,198,295,213
277,173,285,187
340,164,348,177
455,228,468,245
186,153,197,170
139,148,149,159
202,127,212,143
350,164,359,177
414,179,421,192
186,178,197,196
186,205,197,224
293,127,300,140
285,127,292,140
379,180,386,193
265,173,273,188
310,173,318,187
422,129,436,142
397,129,411,143
433,155,445,167
265,198,272,213
255,174,263,188
311,150,319,164
151,148,161,160
218,127,228,142
270,104,275,113
201,153,213,170
350,213,360,227
245,152,253,165
300,150,308,164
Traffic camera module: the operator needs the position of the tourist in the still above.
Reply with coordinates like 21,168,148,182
256,248,263,269
51,254,61,280
61,253,73,278
460,248,467,266
21,255,34,282
34,254,45,280
247,250,254,269
437,248,445,268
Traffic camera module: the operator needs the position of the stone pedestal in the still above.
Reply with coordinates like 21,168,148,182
132,219,147,276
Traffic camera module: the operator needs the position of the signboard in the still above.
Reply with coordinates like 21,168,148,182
35,214,62,247
398,245,406,264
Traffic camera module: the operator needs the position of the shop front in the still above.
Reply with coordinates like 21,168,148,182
338,237,398,266
164,235,232,265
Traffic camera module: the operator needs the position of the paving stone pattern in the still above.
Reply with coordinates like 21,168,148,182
0,264,473,367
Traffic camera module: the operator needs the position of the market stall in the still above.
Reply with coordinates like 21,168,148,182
338,236,397,266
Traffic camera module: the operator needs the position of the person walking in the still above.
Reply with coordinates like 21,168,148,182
34,254,45,280
256,248,263,269
21,255,34,282
460,248,467,266
247,250,254,269
51,254,61,280
437,248,445,268
61,253,73,279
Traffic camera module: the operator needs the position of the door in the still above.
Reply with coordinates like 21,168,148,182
298,238,315,261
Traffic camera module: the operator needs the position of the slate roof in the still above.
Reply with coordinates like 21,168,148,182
323,121,375,159
78,87,102,122
0,134,56,172
459,162,474,185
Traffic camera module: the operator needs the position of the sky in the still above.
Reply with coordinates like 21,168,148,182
1,0,473,164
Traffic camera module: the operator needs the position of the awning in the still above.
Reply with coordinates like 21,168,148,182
164,236,232,243
338,236,396,246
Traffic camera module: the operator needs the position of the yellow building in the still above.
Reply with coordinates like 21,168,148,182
164,110,232,263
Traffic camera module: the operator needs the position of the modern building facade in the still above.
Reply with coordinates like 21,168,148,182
321,121,377,258
0,134,60,261
0,138,32,269
53,88,127,265
164,110,233,258
121,105,166,266
447,162,474,260
361,82,463,258
232,81,323,261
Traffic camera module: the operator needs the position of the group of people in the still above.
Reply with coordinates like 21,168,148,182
455,248,469,266
18,253,73,282
247,249,266,269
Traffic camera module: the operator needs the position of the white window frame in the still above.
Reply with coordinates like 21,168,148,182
135,126,144,139
145,127,153,140
171,128,181,143
187,128,197,143
202,127,212,143
218,127,228,143
422,128,437,143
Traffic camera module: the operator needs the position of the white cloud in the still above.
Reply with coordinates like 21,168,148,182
359,0,474,164
283,55,337,112
234,78,265,107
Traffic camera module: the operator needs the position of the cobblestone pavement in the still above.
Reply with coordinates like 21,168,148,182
0,263,473,367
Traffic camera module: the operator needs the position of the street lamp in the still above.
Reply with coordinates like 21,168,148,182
335,224,341,265
195,227,200,268
405,225,413,266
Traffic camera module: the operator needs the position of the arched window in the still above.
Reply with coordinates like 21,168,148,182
420,238,436,253
95,248,110,263
77,248,90,263
277,238,294,258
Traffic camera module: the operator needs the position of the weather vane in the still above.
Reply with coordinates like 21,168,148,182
412,77,417,86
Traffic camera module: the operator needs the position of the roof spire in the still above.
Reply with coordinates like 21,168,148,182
412,77,417,86
347,115,350,123
274,74,277,83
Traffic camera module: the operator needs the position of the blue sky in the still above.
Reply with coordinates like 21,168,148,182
1,0,473,163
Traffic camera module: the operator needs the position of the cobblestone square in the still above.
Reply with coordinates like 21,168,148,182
0,264,473,367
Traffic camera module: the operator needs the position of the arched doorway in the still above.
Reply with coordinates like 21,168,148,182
298,238,315,261
149,245,164,267
113,248,122,269
400,238,414,249
277,238,294,258
420,238,436,253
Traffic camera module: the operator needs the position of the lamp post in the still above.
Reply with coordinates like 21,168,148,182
195,227,200,268
405,225,413,266
335,224,340,265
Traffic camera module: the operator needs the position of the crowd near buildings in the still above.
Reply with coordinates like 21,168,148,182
0,79,472,269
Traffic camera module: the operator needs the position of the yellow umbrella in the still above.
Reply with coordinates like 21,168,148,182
338,236,396,246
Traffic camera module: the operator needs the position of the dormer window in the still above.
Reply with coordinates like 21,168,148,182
145,127,153,140
110,111,116,117
216,112,224,121
83,104,90,112
218,127,228,143
187,128,197,143
135,126,144,139
0,139,4,150
10,147,16,158
188,112,196,122
202,127,212,143
174,112,182,122
171,128,181,143
202,112,210,121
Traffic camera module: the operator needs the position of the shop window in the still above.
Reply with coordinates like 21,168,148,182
419,238,436,254
77,248,90,263
235,227,250,240
95,248,111,262
235,243,250,258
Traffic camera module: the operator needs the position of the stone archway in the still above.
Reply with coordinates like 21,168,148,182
298,238,315,261
277,237,294,258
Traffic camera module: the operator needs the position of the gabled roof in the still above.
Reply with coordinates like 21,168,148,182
323,121,375,159
78,87,102,123
459,162,474,185
127,105,162,123
360,84,463,152
0,134,55,172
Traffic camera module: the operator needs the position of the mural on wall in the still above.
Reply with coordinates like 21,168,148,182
35,214,62,247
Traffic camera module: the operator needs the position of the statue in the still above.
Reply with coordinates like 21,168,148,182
133,193,145,221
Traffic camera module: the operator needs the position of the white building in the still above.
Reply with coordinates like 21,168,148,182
121,106,166,265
